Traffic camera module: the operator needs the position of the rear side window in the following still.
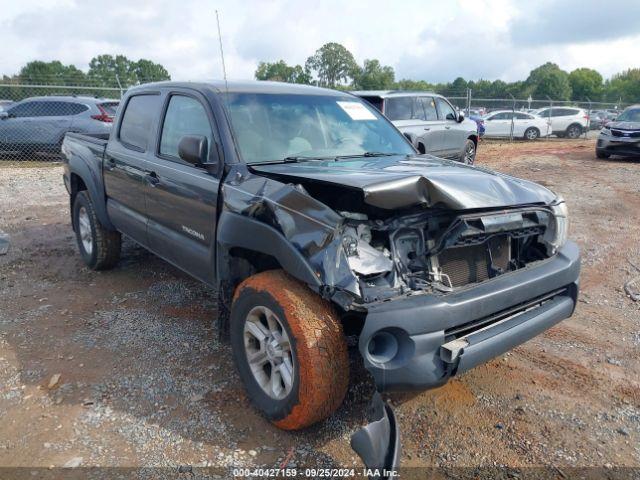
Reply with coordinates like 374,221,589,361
99,102,119,116
119,94,160,150
159,95,213,159
385,97,424,121
57,102,89,115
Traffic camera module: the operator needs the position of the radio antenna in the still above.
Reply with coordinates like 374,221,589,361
215,10,229,95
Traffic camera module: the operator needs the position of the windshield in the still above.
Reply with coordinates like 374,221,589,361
615,108,640,122
226,93,413,164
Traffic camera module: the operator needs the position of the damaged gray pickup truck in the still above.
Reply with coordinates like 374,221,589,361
62,81,580,472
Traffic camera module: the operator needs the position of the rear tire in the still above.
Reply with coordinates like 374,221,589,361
72,191,121,270
230,270,349,430
565,124,582,139
524,127,540,141
596,149,610,159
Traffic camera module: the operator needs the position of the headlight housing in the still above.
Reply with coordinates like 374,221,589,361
544,198,569,254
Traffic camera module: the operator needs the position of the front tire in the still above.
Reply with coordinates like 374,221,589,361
72,190,121,270
230,270,349,430
596,149,610,159
460,139,476,165
524,127,540,141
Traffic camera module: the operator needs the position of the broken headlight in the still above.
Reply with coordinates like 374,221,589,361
546,198,569,254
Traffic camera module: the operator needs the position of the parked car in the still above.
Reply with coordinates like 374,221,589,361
532,107,588,138
0,96,119,157
482,110,550,140
588,110,606,130
61,80,580,471
351,90,479,164
596,104,640,158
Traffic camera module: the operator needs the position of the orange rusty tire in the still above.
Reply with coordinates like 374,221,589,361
230,270,349,430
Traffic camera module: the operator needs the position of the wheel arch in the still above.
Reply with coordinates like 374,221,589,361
67,156,115,231
215,210,323,337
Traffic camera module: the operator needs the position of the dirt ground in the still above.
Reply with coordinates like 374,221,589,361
0,138,639,475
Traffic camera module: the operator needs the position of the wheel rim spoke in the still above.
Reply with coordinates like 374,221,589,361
243,305,295,400
78,207,93,255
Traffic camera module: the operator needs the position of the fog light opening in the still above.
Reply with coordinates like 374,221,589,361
367,331,399,364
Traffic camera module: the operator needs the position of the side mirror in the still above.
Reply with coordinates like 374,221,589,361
457,112,465,123
0,111,8,120
178,135,209,166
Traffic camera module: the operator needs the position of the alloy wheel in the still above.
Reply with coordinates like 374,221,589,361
243,305,295,400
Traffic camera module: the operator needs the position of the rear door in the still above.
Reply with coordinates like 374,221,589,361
385,96,444,154
104,92,162,246
145,90,221,285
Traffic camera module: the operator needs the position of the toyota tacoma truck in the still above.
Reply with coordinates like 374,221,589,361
62,81,580,471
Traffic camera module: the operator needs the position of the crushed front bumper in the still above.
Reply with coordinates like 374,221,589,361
358,241,580,391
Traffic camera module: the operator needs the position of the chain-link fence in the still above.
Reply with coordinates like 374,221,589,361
0,82,635,162
0,83,122,161
447,89,628,141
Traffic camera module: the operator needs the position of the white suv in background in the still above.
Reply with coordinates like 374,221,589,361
533,107,589,139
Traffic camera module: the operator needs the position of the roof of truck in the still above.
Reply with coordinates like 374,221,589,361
130,80,354,97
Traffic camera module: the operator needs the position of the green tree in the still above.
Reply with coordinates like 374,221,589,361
450,76,468,94
254,60,311,84
568,68,603,101
134,59,171,83
305,42,358,88
352,59,395,90
19,60,86,85
88,54,136,87
604,68,640,103
526,62,572,100
393,79,435,91
88,55,169,87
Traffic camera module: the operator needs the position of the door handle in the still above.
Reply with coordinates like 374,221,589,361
424,128,430,131
445,126,451,129
145,172,160,187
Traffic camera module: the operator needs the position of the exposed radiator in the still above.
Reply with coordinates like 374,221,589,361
437,236,510,287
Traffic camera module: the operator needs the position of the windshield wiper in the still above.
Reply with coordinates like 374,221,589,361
334,152,405,160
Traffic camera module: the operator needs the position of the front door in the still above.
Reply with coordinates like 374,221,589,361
435,97,465,158
145,91,220,285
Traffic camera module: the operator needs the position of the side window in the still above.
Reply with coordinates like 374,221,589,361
64,103,89,115
8,101,41,118
119,94,160,151
385,97,424,121
513,112,529,119
160,95,213,160
435,97,456,121
419,97,438,121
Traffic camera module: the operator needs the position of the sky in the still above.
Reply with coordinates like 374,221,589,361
1,0,640,83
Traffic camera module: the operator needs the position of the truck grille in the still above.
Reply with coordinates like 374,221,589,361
438,236,510,288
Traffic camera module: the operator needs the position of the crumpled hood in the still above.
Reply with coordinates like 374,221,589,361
250,154,556,210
